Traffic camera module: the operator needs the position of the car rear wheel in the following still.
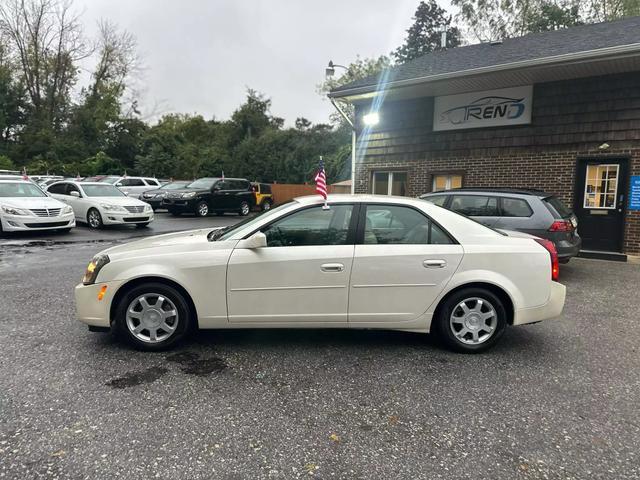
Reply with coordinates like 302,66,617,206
87,208,103,229
435,288,507,353
195,201,209,217
115,282,191,351
239,201,250,216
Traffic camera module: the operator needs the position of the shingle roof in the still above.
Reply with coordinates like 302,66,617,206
330,16,640,96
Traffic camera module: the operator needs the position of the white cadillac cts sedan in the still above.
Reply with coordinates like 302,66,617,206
75,195,566,353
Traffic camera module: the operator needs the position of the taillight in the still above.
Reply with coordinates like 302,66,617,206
534,238,559,281
548,220,574,232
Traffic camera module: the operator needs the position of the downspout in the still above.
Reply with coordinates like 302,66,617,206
330,98,356,194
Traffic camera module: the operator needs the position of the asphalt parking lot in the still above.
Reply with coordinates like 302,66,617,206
1,220,639,479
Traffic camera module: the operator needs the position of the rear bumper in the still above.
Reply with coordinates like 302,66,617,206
513,281,566,326
75,280,124,327
556,235,581,260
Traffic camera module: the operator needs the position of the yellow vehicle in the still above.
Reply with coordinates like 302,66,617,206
252,182,274,211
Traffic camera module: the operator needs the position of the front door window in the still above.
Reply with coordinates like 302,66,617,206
584,164,619,209
371,171,407,196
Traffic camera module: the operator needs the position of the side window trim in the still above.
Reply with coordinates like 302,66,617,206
354,202,458,245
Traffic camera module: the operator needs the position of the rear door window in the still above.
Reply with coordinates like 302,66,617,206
500,197,533,217
450,195,499,216
363,204,454,245
47,183,67,195
423,195,448,207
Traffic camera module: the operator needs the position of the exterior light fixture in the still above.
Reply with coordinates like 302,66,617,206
363,112,380,126
326,60,347,78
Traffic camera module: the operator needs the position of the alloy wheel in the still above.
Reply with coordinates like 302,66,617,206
240,202,250,215
88,210,101,228
449,297,497,345
125,293,179,344
262,202,271,211
197,203,209,216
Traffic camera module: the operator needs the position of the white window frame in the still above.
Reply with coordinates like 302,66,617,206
371,171,407,196
432,174,462,192
583,164,619,210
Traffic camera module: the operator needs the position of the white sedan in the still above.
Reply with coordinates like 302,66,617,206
75,195,565,353
48,181,154,229
0,179,75,233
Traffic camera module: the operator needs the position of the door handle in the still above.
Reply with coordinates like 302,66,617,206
321,263,344,272
423,259,446,268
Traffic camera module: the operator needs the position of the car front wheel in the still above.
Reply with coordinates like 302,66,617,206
87,208,103,229
261,200,272,211
435,288,507,353
239,201,250,216
195,201,209,217
114,282,191,351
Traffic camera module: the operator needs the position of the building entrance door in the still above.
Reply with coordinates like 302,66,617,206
574,158,628,252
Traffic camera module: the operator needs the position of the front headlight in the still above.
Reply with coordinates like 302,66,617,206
100,203,127,212
62,205,73,215
83,254,110,285
1,205,32,216
144,204,153,212
182,192,197,199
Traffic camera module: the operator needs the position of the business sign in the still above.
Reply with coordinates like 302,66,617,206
630,176,640,210
433,85,533,131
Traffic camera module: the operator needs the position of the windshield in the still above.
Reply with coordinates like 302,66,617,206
210,202,294,241
100,177,120,184
161,182,190,190
0,182,47,197
187,178,218,190
81,184,126,197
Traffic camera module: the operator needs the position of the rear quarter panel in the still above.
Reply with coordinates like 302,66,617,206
433,239,552,312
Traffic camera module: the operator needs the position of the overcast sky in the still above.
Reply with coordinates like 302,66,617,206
77,0,453,126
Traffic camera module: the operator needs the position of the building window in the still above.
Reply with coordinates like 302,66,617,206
432,174,462,192
584,164,618,209
371,171,407,196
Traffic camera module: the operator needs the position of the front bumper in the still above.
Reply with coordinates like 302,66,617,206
162,198,198,212
513,281,566,326
101,211,154,225
0,213,75,231
75,280,125,327
140,196,164,208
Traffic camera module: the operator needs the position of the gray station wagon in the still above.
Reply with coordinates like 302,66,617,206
420,188,581,263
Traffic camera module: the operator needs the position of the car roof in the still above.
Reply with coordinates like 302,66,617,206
422,187,549,197
294,194,431,208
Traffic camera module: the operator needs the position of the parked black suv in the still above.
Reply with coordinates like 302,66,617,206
162,177,255,217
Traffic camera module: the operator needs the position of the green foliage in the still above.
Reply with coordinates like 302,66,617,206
0,154,14,170
393,0,462,64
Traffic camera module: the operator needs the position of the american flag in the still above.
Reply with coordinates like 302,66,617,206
21,167,28,180
314,157,327,200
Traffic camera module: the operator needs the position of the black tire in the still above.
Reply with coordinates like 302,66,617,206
114,282,192,351
87,208,103,229
238,201,250,216
435,288,507,353
135,223,150,228
261,200,272,212
195,201,209,217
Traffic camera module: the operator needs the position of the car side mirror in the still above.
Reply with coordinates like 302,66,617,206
236,231,267,249
70,191,80,198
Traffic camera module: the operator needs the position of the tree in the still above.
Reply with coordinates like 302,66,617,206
393,0,462,64
318,55,391,127
452,0,584,42
588,0,640,21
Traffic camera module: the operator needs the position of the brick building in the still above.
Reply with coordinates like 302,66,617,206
329,17,640,257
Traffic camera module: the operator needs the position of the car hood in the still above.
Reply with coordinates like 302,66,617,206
164,188,208,195
0,196,66,210
91,196,149,206
100,228,232,257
